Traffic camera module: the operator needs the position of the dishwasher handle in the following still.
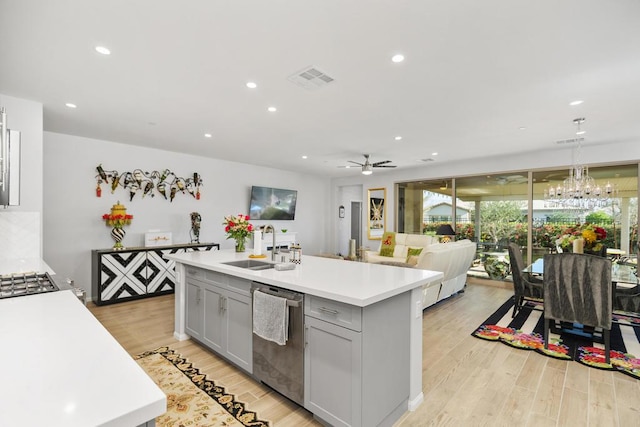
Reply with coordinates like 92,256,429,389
252,286,301,307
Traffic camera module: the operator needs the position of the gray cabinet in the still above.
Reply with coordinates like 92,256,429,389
304,315,362,427
184,267,252,373
92,243,218,305
304,292,411,427
185,280,203,340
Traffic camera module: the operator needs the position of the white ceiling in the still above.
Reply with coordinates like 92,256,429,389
1,0,640,177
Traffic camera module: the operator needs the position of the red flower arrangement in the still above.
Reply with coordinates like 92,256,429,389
102,213,133,228
223,214,253,240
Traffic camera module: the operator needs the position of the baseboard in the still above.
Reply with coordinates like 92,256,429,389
408,392,424,411
173,331,190,341
467,276,513,289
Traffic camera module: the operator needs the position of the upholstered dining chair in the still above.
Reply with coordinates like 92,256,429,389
507,243,544,317
543,253,613,363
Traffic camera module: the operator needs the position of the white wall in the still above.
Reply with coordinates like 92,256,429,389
43,132,330,299
0,94,44,260
336,184,363,256
330,140,640,253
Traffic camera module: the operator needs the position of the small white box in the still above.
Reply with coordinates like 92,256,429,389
144,231,173,247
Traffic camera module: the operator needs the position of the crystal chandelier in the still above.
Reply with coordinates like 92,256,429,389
544,118,616,209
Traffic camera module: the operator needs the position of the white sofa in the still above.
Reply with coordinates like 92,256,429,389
365,234,477,309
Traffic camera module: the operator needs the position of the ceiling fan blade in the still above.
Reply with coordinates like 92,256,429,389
372,160,392,167
374,165,397,168
348,160,364,166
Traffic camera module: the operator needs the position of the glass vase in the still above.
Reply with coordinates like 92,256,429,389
235,238,246,252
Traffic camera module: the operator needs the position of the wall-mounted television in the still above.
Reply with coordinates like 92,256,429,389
249,186,298,220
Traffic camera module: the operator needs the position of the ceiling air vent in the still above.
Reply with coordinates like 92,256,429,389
555,137,584,145
288,66,335,90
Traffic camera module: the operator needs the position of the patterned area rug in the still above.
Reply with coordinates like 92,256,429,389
471,297,640,380
135,346,270,427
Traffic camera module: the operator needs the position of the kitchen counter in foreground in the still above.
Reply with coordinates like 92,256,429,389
0,291,166,427
167,249,444,424
166,249,443,307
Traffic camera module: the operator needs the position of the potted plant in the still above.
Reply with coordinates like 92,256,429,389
484,255,510,280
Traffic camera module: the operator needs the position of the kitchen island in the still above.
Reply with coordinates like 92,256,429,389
168,249,444,427
0,290,166,427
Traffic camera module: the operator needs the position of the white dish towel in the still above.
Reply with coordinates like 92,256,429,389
253,290,289,345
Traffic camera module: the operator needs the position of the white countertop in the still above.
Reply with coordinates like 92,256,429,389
167,249,443,306
0,291,166,427
0,258,55,275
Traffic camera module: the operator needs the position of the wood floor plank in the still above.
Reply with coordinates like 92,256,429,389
87,280,638,427
557,387,588,426
589,380,618,426
530,365,565,420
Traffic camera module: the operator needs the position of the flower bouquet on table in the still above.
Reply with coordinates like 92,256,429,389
223,214,253,252
556,223,606,255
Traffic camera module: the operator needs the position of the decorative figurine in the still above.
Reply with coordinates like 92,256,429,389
110,173,120,193
157,182,167,199
96,164,108,181
129,183,138,201
102,201,133,249
142,181,154,198
190,212,201,244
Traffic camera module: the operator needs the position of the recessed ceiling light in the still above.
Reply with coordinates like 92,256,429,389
301,155,308,159
391,54,405,63
569,100,584,106
95,46,111,55
65,103,77,108
204,133,212,138
267,106,277,112
431,152,438,156
519,126,527,130
246,82,257,89
394,136,402,141
576,130,586,135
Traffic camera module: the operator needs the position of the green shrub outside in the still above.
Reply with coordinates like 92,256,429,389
423,221,638,251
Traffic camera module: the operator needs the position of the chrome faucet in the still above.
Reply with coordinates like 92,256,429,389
263,224,278,261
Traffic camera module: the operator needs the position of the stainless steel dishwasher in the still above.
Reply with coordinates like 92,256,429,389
251,281,305,406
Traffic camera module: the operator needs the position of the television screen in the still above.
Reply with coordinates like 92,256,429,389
249,186,298,220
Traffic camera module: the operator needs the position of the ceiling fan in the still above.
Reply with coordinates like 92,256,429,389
344,154,397,175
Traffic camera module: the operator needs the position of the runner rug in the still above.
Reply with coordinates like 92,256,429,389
135,346,270,427
471,297,640,380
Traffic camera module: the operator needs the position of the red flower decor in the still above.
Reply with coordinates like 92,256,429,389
223,214,254,240
102,213,133,228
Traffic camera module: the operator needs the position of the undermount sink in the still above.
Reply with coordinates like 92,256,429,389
221,259,275,271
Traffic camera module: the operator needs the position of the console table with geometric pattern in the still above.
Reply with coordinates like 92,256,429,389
91,242,219,305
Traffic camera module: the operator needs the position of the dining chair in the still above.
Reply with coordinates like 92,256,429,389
507,243,544,317
543,253,613,363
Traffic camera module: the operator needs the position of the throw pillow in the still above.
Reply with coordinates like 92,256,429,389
406,247,423,265
379,232,396,257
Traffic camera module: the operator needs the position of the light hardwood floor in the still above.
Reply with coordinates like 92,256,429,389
88,279,640,427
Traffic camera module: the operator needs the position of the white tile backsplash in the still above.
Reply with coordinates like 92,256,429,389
0,211,41,260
